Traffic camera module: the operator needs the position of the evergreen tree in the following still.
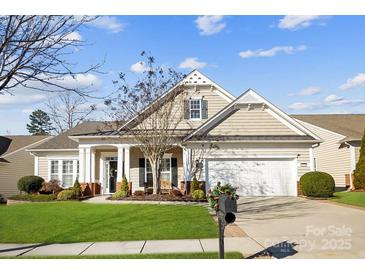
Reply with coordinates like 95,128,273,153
26,110,53,135
354,127,365,189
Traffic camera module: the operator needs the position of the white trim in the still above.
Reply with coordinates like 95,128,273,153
350,145,356,189
79,148,85,182
34,156,39,176
309,147,315,171
85,147,91,183
47,158,79,187
27,148,78,152
124,146,130,181
189,98,202,120
91,149,96,182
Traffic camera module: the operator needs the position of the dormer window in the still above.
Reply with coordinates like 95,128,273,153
190,99,202,120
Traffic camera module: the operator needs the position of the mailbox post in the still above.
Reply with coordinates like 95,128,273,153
217,193,237,259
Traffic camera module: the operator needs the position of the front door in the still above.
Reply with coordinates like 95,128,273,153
107,160,118,193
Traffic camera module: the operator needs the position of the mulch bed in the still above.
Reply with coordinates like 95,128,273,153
108,194,207,203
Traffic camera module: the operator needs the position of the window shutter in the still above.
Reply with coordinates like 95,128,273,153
202,100,208,119
171,158,178,187
139,158,145,187
184,100,190,119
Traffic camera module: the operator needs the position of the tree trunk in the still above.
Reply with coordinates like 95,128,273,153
150,158,161,194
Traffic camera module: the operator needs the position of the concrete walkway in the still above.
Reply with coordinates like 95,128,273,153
0,237,263,258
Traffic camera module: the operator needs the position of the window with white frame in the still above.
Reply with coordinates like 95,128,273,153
189,99,201,119
50,160,59,180
49,159,78,186
145,158,171,183
62,160,74,187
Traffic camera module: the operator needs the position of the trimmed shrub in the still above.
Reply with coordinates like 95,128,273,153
9,194,56,202
133,190,145,196
120,175,129,192
73,178,81,198
354,127,365,189
57,189,76,201
192,189,205,200
39,179,63,194
112,190,128,199
17,176,44,194
190,176,199,195
300,171,335,197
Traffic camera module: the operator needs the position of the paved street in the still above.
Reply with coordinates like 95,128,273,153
235,197,365,258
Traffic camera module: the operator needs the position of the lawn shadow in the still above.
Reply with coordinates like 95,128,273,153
0,243,50,256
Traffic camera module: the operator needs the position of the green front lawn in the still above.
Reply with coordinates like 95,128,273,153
331,191,365,208
0,202,217,243
0,252,243,259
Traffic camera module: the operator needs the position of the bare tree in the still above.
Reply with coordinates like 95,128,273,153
189,143,219,181
106,53,187,194
46,92,96,134
0,15,100,96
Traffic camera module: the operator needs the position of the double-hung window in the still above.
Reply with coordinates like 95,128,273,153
189,99,201,120
50,160,59,180
145,158,171,183
62,160,74,187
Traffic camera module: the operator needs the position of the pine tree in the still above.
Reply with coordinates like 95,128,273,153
354,127,365,189
26,110,53,135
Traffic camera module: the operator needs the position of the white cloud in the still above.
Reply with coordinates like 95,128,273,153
89,16,125,33
297,86,321,96
64,31,82,41
288,102,319,110
195,16,226,36
278,15,327,30
130,61,148,74
0,73,101,107
288,94,364,111
239,45,307,59
179,57,208,70
339,73,365,90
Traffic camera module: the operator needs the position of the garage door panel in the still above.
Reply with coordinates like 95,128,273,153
207,158,296,196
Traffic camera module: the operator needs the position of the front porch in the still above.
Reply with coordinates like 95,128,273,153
78,144,189,195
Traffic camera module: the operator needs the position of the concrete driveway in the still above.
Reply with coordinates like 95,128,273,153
235,197,365,259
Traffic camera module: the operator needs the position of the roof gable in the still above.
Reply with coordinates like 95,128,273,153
185,89,321,141
118,70,235,132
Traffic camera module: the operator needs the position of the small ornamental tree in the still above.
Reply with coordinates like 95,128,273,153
120,175,129,193
73,178,81,198
354,127,365,189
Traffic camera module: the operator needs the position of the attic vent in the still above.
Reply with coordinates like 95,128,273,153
190,77,193,80
194,81,197,83
194,73,197,76
203,81,206,83
198,77,201,79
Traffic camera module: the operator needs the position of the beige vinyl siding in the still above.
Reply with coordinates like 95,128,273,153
355,146,361,162
188,142,311,182
0,149,35,197
132,86,230,131
298,120,351,187
35,151,79,182
129,146,183,191
209,108,298,136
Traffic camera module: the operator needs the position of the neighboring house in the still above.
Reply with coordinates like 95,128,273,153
292,115,365,190
0,135,51,197
29,70,322,196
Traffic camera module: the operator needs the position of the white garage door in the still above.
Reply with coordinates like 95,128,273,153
207,158,296,196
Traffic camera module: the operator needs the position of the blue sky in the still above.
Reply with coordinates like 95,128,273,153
1,15,365,135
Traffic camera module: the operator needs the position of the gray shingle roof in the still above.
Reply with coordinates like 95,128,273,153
292,114,365,141
31,121,117,150
1,135,49,155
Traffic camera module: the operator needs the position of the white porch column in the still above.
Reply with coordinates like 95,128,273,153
124,146,130,181
79,147,85,182
34,155,39,176
183,147,192,182
91,148,96,182
85,147,91,183
350,145,356,190
117,145,124,182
